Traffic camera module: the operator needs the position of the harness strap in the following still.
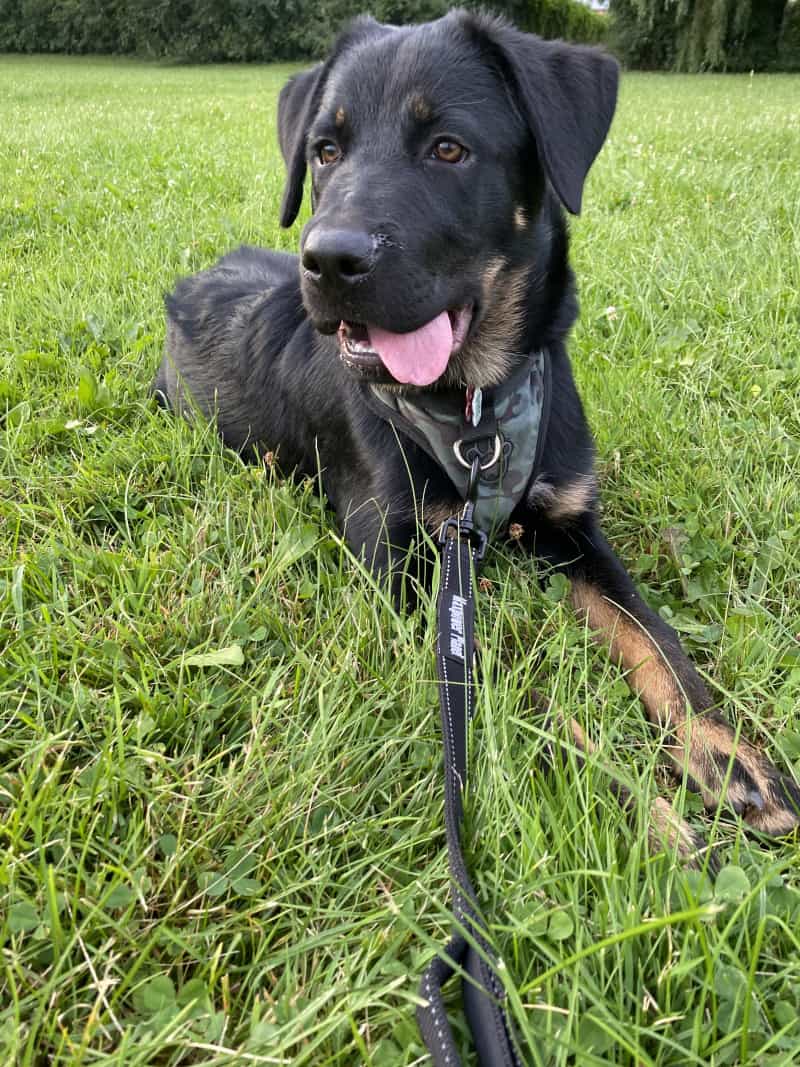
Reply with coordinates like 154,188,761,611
417,510,524,1067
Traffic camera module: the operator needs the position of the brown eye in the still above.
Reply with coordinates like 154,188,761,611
318,142,341,165
431,139,467,164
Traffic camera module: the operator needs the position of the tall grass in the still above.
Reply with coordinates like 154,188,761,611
2,57,799,1065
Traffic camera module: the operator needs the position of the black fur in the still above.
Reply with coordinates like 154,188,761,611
154,10,800,838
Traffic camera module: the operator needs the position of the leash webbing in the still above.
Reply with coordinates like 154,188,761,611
416,501,524,1066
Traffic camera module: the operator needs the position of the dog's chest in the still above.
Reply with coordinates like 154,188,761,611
362,351,549,533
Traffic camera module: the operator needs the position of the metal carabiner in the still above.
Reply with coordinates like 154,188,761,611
453,434,502,474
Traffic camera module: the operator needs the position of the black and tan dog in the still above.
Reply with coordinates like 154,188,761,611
154,10,800,852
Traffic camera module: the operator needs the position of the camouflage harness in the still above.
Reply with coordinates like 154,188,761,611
364,349,550,534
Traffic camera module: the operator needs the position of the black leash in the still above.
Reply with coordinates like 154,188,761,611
417,458,525,1067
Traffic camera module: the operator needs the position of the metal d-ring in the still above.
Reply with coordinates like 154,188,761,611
453,434,502,473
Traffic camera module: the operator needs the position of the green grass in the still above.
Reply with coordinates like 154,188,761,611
2,55,800,1066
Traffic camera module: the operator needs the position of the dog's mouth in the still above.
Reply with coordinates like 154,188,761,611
337,306,473,387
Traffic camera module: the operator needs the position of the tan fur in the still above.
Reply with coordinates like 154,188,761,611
682,718,800,834
408,93,431,121
514,206,528,231
571,579,685,727
545,473,597,523
648,797,709,868
567,717,586,751
570,580,800,834
446,259,529,389
335,106,346,128
421,498,463,534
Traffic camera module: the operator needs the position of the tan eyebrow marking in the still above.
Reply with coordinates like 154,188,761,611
408,93,432,121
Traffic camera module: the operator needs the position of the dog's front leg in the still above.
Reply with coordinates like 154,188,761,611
338,497,431,610
524,512,800,836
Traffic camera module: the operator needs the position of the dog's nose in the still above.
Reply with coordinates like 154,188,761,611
301,228,374,284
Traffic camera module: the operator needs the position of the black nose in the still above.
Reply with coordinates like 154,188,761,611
301,228,375,284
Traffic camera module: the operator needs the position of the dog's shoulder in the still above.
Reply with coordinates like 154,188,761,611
165,246,298,337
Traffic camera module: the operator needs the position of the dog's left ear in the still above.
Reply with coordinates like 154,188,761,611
459,14,619,215
277,16,394,228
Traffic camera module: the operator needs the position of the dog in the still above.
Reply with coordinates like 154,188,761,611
153,9,800,857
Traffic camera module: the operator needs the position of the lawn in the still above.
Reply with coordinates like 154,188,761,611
1,54,800,1066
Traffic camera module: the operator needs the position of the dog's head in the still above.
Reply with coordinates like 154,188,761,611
277,10,618,390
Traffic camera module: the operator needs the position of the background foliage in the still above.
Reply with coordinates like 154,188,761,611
610,0,800,71
2,0,798,68
0,0,607,59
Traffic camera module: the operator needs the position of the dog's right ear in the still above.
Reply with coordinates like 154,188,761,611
277,16,393,228
278,64,325,228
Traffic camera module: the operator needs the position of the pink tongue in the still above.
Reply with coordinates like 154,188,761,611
369,311,452,386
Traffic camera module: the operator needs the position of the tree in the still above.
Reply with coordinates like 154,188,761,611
610,0,796,70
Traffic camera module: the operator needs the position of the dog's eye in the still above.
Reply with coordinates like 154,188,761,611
431,139,468,164
317,142,342,165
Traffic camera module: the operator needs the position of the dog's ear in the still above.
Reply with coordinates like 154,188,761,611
277,16,393,228
458,13,619,215
277,64,324,228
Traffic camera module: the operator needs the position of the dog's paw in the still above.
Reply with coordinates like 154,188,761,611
671,713,800,837
726,751,800,836
649,797,719,873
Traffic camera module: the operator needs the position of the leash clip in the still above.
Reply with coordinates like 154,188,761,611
438,468,488,560
437,515,487,562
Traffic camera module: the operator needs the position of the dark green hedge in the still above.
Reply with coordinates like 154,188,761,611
510,0,608,44
0,0,607,60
